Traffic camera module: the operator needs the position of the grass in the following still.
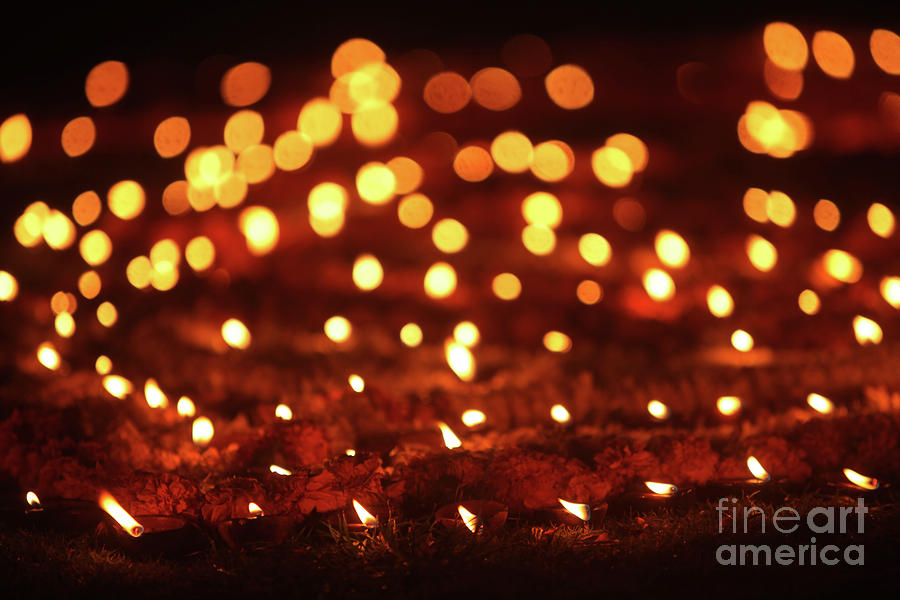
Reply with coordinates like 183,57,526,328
2,494,898,599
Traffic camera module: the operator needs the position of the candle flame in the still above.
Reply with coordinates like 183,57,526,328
352,499,377,527
747,456,771,482
26,491,40,507
551,404,571,424
103,374,133,399
843,468,879,490
438,422,462,449
176,396,196,417
445,340,475,381
269,464,292,476
452,321,480,347
717,396,741,416
647,400,669,420
807,393,834,414
248,502,264,517
645,481,678,496
457,505,480,533
461,409,486,427
192,416,214,446
221,318,251,349
348,374,365,392
853,315,883,345
36,342,61,371
642,268,675,301
144,378,168,409
99,491,144,537
707,285,734,318
345,448,356,456
275,403,293,420
558,498,591,521
730,329,754,352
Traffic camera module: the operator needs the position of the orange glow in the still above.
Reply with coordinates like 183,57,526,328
85,61,129,107
400,323,423,347
457,505,480,533
544,64,594,109
236,144,275,184
348,374,365,393
647,400,669,421
871,29,900,75
813,199,840,231
423,71,471,113
192,417,214,446
522,192,562,229
576,280,602,305
853,315,882,345
72,191,102,226
26,491,40,507
352,254,384,291
324,315,352,342
823,249,862,283
221,62,271,107
530,140,574,182
37,342,60,371
352,499,378,528
764,60,803,100
384,157,422,195
61,116,96,157
739,101,812,158
438,422,463,449
645,482,678,496
432,218,468,253
763,22,808,70
717,396,741,416
492,272,522,300
96,302,117,327
248,502,264,517
162,181,190,216
606,133,648,172
578,233,612,266
351,101,398,146
273,131,313,171
153,116,191,158
98,491,143,537
308,182,348,237
544,331,572,353
0,114,31,163
461,409,486,428
613,197,646,232
0,271,18,302
424,262,457,299
298,98,342,147
103,375,133,399
356,162,396,204
743,188,768,223
843,468,879,490
766,190,795,227
490,131,533,173
591,146,633,187
177,396,196,418
397,193,434,229
643,268,675,301
522,224,556,256
867,203,895,238
331,38,385,77
807,393,834,414
654,230,690,268
275,403,293,421
707,285,734,318
239,206,279,255
812,31,854,78
470,67,521,111
270,465,292,476
224,110,264,154
54,312,75,338
107,180,145,220
746,235,777,272
880,277,900,308
453,321,480,347
50,291,76,315
550,403,571,423
143,378,168,409
731,330,754,352
453,146,494,182
747,456,771,482
42,211,76,250
185,236,215,271
15,201,48,247
558,498,591,521
798,289,821,315
445,341,475,381
221,318,251,349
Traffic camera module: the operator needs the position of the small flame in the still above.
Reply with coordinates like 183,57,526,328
176,396,196,417
192,416,214,446
36,342,61,371
717,396,741,416
438,422,462,449
558,498,591,521
144,378,168,409
99,491,144,537
345,448,356,456
647,400,669,421
645,481,678,496
747,456,771,482
843,468,879,490
275,403,293,420
269,464,292,476
457,505,480,533
461,409,486,427
103,374,133,399
221,318,251,349
445,340,475,381
248,502,264,517
26,491,40,507
352,499,377,527
853,315,883,345
453,321,480,347
348,374,365,392
807,393,834,414
551,403,571,423
730,329,754,352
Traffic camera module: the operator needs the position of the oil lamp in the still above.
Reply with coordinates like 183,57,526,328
344,498,380,534
608,481,693,515
540,498,607,527
435,500,507,536
821,468,891,502
22,491,106,535
698,456,794,503
215,501,297,549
